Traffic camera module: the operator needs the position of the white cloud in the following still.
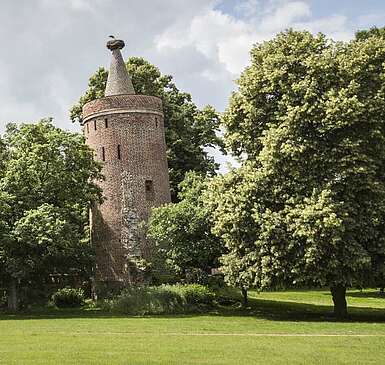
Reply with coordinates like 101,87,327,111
357,12,385,29
258,1,311,32
234,0,262,18
68,0,96,12
156,9,258,76
155,0,354,79
293,14,353,41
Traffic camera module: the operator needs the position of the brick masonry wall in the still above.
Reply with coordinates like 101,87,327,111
83,95,171,284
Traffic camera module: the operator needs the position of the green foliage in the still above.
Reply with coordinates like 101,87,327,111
147,172,223,281
223,30,332,159
108,286,184,315
11,204,94,281
207,165,262,291
215,29,385,316
52,288,85,308
0,119,102,305
177,283,215,305
107,284,215,315
70,57,223,200
356,26,385,41
0,137,8,177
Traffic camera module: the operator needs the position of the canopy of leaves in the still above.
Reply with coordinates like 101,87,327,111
356,26,385,41
0,120,102,291
207,164,261,290
147,172,223,282
71,57,223,200
214,30,385,293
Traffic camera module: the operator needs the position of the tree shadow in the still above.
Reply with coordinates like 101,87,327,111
1,294,384,323
345,291,385,299
241,296,385,323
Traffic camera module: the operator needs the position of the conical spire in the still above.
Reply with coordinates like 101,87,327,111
105,38,135,96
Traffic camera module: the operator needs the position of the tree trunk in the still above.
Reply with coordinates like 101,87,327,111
7,279,18,311
241,287,248,307
330,285,347,319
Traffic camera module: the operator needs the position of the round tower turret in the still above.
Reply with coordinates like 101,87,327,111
83,39,171,294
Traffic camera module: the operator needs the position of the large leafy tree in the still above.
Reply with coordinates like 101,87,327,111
0,120,103,309
147,172,223,283
71,57,223,200
215,30,385,318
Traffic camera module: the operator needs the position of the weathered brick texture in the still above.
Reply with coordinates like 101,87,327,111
83,94,171,288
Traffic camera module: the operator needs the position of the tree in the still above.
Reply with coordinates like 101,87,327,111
356,26,385,41
0,120,103,309
207,164,264,306
71,57,223,200
147,172,223,283
216,30,385,318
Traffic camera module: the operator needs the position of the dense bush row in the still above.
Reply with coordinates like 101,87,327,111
106,284,215,315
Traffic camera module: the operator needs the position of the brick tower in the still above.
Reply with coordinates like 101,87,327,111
82,38,171,294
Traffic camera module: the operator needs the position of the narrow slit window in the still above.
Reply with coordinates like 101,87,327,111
101,147,105,161
86,123,89,134
155,117,158,128
145,180,155,201
94,120,97,130
105,118,108,128
117,144,121,160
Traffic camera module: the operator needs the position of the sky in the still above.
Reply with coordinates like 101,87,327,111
1,0,385,169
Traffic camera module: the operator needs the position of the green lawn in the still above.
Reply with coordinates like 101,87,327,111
0,289,385,364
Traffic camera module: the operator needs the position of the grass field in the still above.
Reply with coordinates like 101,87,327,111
0,289,385,364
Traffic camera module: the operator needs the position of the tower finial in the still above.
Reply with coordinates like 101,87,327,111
105,37,135,96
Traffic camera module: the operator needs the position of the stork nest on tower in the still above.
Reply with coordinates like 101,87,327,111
106,38,125,50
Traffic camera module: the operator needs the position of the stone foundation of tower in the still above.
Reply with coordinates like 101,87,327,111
83,94,171,294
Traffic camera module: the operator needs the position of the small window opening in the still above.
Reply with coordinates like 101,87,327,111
94,120,97,130
101,147,105,161
105,118,108,128
155,117,158,128
117,144,121,160
86,123,89,134
145,180,155,201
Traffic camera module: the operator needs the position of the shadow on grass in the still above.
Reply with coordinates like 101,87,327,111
243,297,385,323
1,292,384,323
345,291,385,299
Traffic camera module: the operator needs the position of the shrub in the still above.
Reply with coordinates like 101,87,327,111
109,286,184,315
108,284,215,315
52,288,85,308
173,284,215,305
